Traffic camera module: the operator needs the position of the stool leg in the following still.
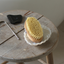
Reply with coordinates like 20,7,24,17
1,61,8,64
16,62,24,64
46,52,54,64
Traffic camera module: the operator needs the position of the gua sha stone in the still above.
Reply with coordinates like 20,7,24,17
7,15,23,24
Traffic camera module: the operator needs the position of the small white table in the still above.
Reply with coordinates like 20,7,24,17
0,10,59,64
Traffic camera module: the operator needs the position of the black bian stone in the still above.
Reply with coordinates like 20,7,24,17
7,15,23,24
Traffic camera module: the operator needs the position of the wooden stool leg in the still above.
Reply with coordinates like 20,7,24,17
16,62,24,64
46,53,54,64
1,61,8,64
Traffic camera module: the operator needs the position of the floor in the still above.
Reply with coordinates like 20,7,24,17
0,22,64,64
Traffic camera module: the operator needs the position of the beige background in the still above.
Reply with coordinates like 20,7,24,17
0,0,64,26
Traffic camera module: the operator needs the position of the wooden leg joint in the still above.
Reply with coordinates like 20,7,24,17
38,59,47,64
46,53,54,64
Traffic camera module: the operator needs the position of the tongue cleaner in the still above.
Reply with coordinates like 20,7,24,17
5,21,20,40
0,21,20,40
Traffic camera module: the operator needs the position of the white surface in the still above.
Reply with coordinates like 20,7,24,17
24,25,51,46
0,0,64,26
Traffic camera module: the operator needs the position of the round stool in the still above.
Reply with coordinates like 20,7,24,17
0,10,59,64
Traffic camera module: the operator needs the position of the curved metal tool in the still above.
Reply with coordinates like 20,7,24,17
0,21,20,40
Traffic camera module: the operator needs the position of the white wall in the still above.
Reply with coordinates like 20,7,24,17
0,0,64,26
